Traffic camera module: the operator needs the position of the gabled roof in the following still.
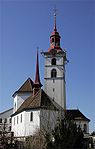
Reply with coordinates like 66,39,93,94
12,89,62,116
12,78,34,97
66,109,90,122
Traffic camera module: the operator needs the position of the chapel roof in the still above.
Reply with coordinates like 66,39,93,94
12,89,63,116
12,78,34,97
66,109,90,122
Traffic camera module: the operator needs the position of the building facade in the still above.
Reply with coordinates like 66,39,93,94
11,50,63,137
0,13,90,138
0,108,13,132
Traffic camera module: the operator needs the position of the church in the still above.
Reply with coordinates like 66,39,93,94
0,13,90,138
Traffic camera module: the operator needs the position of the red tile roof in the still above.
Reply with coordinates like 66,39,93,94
12,89,62,116
12,78,34,97
66,109,90,122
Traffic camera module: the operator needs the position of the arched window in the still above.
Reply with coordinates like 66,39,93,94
51,69,57,78
83,124,87,133
51,58,56,65
52,38,54,42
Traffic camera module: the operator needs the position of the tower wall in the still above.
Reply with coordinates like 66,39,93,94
44,54,66,109
42,11,67,109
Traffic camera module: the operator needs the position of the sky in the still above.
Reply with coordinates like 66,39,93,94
0,0,95,132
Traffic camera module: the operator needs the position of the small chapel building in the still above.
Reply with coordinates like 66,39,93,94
11,51,63,137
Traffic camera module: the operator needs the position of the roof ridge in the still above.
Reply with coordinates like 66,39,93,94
41,90,63,110
18,77,33,91
66,109,90,122
12,78,34,97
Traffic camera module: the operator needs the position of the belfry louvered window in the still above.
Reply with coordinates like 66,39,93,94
51,58,56,65
51,69,57,78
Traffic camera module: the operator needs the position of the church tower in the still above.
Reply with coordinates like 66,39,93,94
42,13,67,109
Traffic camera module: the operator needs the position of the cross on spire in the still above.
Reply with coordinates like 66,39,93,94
53,6,57,31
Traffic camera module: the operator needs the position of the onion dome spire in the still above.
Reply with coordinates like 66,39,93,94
48,9,62,52
33,48,42,96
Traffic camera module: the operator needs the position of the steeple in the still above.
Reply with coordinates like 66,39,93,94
42,12,67,109
33,49,42,96
54,11,57,32
48,10,62,52
35,49,41,84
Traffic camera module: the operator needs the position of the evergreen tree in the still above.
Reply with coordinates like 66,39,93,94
46,116,84,149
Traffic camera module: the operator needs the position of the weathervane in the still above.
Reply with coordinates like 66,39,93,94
53,5,57,16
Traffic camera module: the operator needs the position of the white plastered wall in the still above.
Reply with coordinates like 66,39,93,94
74,120,89,133
12,110,40,137
13,92,32,113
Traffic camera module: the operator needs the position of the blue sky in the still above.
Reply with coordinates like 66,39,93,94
0,0,95,132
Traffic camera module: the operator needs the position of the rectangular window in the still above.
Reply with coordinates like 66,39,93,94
84,124,87,133
53,88,54,92
9,126,11,131
53,79,55,83
17,116,18,124
9,118,11,123
0,118,2,123
14,117,15,125
4,118,7,123
21,114,22,123
30,112,33,122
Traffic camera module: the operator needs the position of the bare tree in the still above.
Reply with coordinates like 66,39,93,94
0,122,14,149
